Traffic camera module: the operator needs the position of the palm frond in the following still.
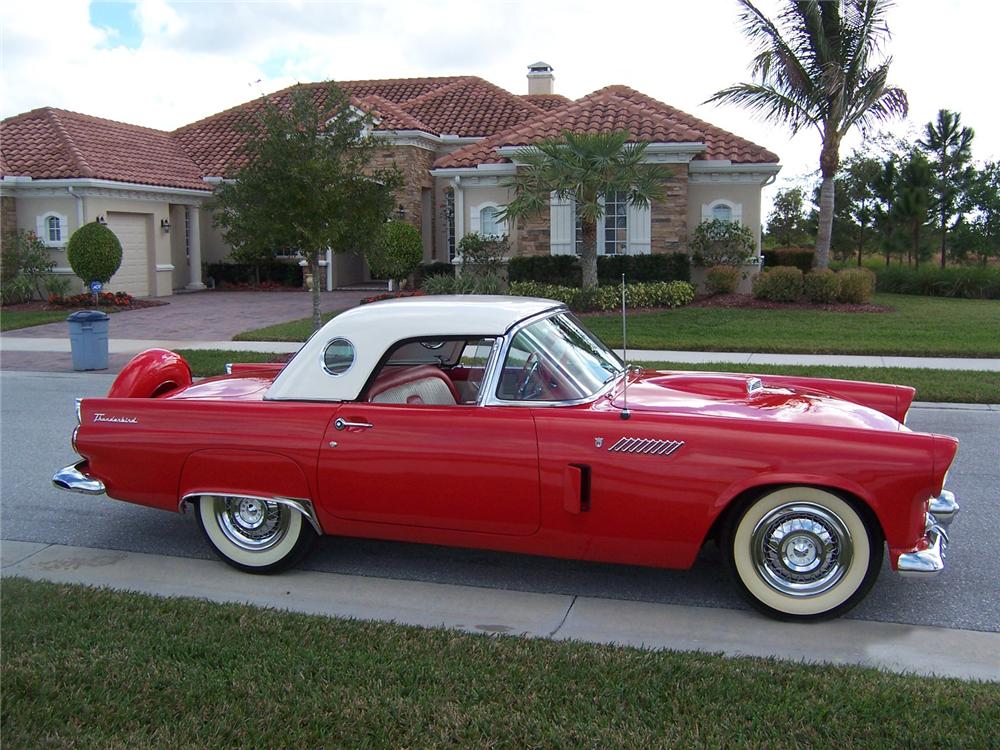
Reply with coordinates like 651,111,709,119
709,83,815,134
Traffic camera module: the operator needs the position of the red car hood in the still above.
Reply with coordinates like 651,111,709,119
610,370,905,432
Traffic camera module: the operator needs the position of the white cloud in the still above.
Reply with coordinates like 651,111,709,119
1,0,997,221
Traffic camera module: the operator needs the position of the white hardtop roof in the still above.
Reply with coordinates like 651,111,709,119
265,295,564,402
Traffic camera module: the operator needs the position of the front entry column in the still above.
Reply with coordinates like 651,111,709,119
185,205,205,290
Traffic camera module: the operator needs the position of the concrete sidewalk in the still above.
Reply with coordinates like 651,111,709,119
2,335,999,372
3,540,998,681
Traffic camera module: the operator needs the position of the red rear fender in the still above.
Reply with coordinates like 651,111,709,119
108,349,192,398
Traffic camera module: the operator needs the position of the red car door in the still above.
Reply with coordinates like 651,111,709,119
318,403,540,536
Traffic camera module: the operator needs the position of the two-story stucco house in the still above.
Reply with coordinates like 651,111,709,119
0,63,779,297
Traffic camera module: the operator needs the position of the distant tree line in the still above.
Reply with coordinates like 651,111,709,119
765,109,999,268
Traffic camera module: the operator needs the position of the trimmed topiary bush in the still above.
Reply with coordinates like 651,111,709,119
765,247,815,273
837,267,876,304
689,219,755,267
803,269,841,304
508,280,694,312
705,265,741,295
66,222,122,286
752,266,804,302
366,221,423,286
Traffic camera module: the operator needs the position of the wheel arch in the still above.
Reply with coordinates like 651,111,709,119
702,477,885,551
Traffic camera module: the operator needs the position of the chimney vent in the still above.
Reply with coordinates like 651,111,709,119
527,61,554,96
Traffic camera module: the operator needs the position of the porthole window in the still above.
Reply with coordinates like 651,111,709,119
322,338,355,376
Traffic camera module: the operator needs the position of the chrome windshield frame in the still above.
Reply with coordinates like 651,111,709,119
480,308,626,408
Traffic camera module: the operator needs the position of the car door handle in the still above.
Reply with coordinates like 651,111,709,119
334,418,374,431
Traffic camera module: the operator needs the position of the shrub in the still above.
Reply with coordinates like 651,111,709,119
873,266,1000,300
205,261,301,288
803,269,841,304
414,261,454,289
705,265,741,295
507,255,579,284
837,268,876,304
66,222,122,285
752,266,804,302
689,219,755,266
1,230,55,304
597,253,691,284
765,247,815,273
366,221,423,286
48,291,135,308
508,280,694,312
44,275,73,300
421,274,455,295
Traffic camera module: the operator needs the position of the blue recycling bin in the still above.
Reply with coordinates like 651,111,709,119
67,310,110,371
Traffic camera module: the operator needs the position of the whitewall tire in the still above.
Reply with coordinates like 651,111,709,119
726,487,882,621
196,495,317,574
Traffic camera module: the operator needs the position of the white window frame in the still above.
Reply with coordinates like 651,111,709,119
701,199,742,223
562,193,651,256
469,201,506,238
36,212,68,248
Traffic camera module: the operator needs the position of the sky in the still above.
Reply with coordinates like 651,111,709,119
2,0,997,215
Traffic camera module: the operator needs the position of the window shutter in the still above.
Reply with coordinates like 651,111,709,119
549,193,574,255
469,206,481,233
626,201,651,255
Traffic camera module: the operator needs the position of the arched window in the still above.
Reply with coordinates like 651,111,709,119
480,206,502,236
711,203,733,222
36,212,68,247
46,215,63,243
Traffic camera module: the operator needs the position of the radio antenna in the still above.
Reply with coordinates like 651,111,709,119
620,272,631,420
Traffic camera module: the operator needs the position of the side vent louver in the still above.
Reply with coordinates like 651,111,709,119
608,437,685,456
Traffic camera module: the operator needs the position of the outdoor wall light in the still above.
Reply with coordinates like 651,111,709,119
161,218,171,233
396,204,406,220
96,215,107,225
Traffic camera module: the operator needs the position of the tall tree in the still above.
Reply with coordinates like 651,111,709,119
894,150,933,266
765,187,811,247
841,153,883,265
213,83,402,331
708,0,907,269
917,109,975,268
498,130,668,289
872,154,900,266
966,161,1000,265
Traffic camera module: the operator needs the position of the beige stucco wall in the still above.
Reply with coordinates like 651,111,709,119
461,184,517,256
687,182,764,253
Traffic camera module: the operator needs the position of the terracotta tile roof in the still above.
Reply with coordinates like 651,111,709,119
434,85,779,169
520,94,571,111
399,78,545,137
353,95,433,133
173,77,470,175
0,107,209,191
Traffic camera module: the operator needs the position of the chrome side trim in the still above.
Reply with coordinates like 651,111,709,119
224,363,233,375
179,492,323,535
929,490,959,527
52,461,105,495
897,524,948,577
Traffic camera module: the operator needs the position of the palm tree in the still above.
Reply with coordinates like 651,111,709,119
708,0,908,269
498,130,668,289
917,109,975,268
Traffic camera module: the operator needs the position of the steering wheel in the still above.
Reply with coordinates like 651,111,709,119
516,352,543,400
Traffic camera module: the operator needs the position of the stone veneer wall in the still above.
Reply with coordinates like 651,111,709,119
513,167,691,257
1,196,17,239
369,145,436,234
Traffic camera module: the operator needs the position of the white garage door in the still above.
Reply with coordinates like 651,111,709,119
106,212,151,297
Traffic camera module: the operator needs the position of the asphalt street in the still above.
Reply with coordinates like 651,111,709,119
2,370,997,633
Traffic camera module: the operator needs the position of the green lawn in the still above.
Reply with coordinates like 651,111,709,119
635,361,1000,404
233,294,1000,357
232,311,339,341
3,578,996,749
0,310,71,331
176,349,288,377
585,294,1000,357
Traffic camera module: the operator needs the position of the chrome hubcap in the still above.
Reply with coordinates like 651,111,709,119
751,503,853,597
214,496,288,551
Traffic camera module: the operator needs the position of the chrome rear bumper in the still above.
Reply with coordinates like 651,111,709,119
52,461,105,495
896,490,959,577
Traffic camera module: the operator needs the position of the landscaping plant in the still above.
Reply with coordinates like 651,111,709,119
837,267,876,304
1,229,55,304
689,219,755,267
752,266,804,303
66,221,122,303
803,269,841,304
705,265,741,295
366,220,423,290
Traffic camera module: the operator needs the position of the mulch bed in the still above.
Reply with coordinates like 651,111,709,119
690,293,892,313
2,299,168,313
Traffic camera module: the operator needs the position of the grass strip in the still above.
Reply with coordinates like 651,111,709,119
584,293,1000,357
232,311,338,341
635,361,1000,404
3,578,997,750
177,349,1000,404
0,310,72,331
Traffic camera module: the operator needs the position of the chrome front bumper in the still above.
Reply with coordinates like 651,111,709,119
52,461,106,495
896,490,960,577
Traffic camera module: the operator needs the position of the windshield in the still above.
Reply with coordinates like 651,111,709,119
497,313,625,402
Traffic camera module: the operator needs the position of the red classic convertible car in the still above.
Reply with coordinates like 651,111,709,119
54,295,959,620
